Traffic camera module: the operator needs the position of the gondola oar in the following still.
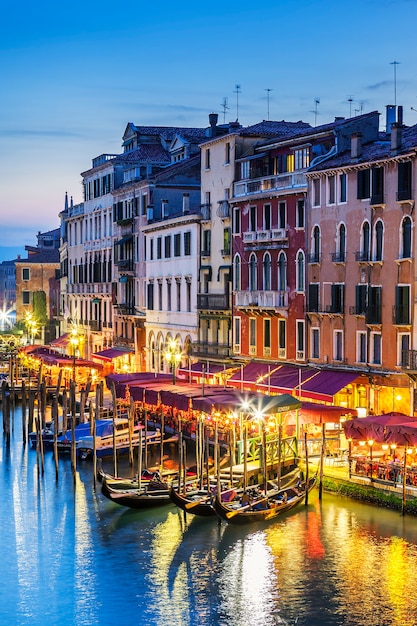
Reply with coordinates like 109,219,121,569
225,496,269,519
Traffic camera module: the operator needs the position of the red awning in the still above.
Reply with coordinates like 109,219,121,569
92,347,133,361
49,333,69,348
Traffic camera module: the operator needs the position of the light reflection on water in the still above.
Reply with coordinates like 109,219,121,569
2,408,417,625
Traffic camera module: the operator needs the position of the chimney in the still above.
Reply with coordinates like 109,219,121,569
391,123,403,154
386,105,396,132
182,193,190,214
398,105,403,125
351,132,363,159
209,113,218,128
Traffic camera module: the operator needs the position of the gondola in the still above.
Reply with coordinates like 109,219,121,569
213,474,317,525
100,477,172,509
169,484,240,517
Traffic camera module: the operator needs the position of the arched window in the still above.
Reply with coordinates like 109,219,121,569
249,254,257,291
401,216,412,259
296,250,305,292
278,252,287,292
263,252,271,290
233,254,241,291
337,223,346,262
312,225,320,262
374,220,384,261
361,221,370,261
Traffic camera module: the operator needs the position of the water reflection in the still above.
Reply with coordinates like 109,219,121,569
2,408,417,625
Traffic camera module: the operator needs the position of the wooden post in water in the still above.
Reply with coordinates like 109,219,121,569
21,381,27,447
91,402,97,490
304,430,310,506
402,446,407,516
138,429,143,491
128,397,134,468
28,389,35,435
144,407,149,469
159,410,165,474
110,382,118,477
318,422,325,500
52,395,59,478
70,380,77,480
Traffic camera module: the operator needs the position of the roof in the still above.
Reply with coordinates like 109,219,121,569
240,120,312,137
116,144,171,165
15,249,59,264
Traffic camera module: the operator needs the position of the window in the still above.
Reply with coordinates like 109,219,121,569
22,268,30,281
336,223,346,262
184,231,191,256
164,235,171,258
311,327,320,359
249,318,256,350
278,202,286,229
296,320,305,359
176,281,181,311
234,316,241,352
339,173,347,203
331,284,344,313
225,142,231,164
357,169,370,199
308,283,319,312
313,179,321,207
398,161,412,201
186,281,191,312
312,225,320,262
205,148,211,169
157,237,162,259
370,332,382,365
150,238,154,261
264,318,271,352
250,206,256,232
263,253,271,290
367,286,382,324
278,319,286,356
360,221,371,261
395,285,410,324
234,255,241,291
278,252,287,292
371,166,384,204
334,330,343,362
373,220,384,261
174,234,181,257
327,175,336,205
158,282,163,311
223,228,231,255
202,229,211,256
147,283,154,310
241,160,249,179
296,199,305,228
401,216,412,259
357,331,367,364
22,291,31,305
398,333,410,367
249,254,257,291
296,251,305,292
233,207,241,234
294,147,310,169
264,204,271,231
355,284,367,315
167,281,172,311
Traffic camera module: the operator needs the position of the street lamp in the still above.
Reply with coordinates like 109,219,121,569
69,326,81,382
25,312,38,345
164,339,182,385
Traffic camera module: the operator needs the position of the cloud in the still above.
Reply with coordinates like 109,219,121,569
367,80,393,91
0,129,83,138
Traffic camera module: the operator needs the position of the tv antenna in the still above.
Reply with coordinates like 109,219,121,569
220,97,229,124
234,84,241,120
411,107,417,114
390,61,400,106
265,88,273,120
311,98,320,126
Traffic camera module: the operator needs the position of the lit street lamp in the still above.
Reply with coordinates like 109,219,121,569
164,339,182,385
69,326,82,382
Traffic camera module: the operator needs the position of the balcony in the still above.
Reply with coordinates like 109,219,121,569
242,229,288,244
200,204,211,220
197,293,230,310
307,253,322,264
190,342,232,358
331,252,346,263
235,290,288,309
221,247,231,257
397,189,413,202
355,251,370,263
217,200,230,219
401,350,417,370
234,171,307,198
115,259,134,272
115,304,137,316
392,305,411,325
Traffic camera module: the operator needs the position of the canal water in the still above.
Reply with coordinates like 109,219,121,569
2,407,417,626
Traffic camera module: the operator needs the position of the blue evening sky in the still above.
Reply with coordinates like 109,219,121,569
1,0,417,261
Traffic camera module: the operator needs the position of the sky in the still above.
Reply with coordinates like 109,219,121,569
1,0,417,262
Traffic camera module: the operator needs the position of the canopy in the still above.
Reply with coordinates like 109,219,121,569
92,347,133,361
342,412,417,443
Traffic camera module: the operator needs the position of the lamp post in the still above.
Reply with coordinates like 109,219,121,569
69,326,81,383
164,339,182,385
368,439,374,479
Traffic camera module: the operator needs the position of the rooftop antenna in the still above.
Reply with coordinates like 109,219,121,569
390,61,400,106
411,107,417,114
347,95,354,117
311,98,320,126
265,88,273,121
220,97,229,124
234,84,241,120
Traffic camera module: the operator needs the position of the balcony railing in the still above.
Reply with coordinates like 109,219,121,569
331,252,346,263
200,204,211,220
397,189,413,202
115,259,134,272
355,251,370,262
190,342,232,358
234,171,307,198
401,350,417,370
307,253,322,264
217,200,230,219
242,229,288,244
235,290,288,308
392,305,411,325
115,304,137,316
197,293,230,310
